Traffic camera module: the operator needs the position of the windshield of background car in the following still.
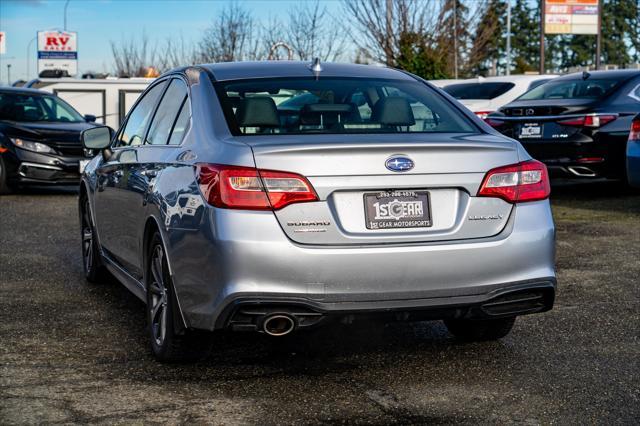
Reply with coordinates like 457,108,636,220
443,82,515,100
0,92,85,123
215,77,476,135
517,79,620,100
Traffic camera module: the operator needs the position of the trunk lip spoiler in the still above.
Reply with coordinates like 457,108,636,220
488,112,619,122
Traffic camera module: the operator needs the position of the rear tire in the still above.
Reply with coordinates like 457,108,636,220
444,317,516,341
0,156,14,195
80,195,109,282
146,232,212,363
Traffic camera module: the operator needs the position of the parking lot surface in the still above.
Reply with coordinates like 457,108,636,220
1,183,639,424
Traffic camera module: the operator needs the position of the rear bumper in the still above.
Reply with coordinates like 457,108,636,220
167,200,556,331
3,147,82,185
519,132,628,180
220,278,556,332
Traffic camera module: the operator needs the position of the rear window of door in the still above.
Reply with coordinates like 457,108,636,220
146,79,189,145
443,82,515,100
116,81,167,147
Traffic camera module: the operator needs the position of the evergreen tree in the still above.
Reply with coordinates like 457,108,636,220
602,0,637,66
438,0,472,77
469,0,507,76
510,0,539,72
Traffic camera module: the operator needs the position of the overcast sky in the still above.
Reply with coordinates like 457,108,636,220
0,0,344,83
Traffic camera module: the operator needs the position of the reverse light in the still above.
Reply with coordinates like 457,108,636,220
629,116,640,141
478,160,550,203
196,164,318,210
557,114,617,128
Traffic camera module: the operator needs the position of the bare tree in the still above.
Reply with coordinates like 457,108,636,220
342,0,438,66
155,34,199,71
110,32,158,77
198,2,259,62
287,1,347,61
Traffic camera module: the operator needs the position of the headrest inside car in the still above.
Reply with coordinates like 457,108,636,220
372,97,415,126
299,103,356,125
235,97,280,127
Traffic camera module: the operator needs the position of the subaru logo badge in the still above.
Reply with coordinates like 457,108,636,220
385,156,414,172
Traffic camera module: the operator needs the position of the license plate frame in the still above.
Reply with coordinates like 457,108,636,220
519,122,543,139
364,190,432,230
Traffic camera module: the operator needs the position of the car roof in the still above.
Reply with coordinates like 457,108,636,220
556,69,640,81
447,75,559,84
0,86,53,96
198,61,416,82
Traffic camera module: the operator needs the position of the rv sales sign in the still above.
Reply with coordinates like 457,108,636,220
37,31,78,75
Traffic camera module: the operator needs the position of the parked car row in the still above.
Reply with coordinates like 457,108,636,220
432,70,640,185
2,61,638,362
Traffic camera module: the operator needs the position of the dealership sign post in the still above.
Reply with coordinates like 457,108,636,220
37,31,78,76
540,0,602,73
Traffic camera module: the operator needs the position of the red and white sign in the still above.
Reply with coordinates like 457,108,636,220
37,31,78,75
545,0,599,34
0,32,6,55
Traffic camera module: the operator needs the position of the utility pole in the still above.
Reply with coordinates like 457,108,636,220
506,0,511,76
595,0,602,69
540,0,545,74
385,0,393,66
453,0,458,79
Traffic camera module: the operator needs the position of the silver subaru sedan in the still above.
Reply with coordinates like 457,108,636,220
79,61,556,362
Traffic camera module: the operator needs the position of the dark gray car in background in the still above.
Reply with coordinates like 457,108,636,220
79,61,556,362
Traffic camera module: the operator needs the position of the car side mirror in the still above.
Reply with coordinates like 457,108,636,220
82,126,113,150
84,114,97,123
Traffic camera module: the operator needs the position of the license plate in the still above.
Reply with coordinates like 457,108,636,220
79,159,90,173
364,190,432,230
519,123,542,139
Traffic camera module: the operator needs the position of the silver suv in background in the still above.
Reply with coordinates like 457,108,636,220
79,61,556,362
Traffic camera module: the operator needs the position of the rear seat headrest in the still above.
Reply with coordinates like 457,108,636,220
372,96,415,126
235,97,280,127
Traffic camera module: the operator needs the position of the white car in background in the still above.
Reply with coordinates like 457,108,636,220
436,75,559,119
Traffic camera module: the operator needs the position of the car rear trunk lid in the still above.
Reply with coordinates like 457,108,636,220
243,133,519,246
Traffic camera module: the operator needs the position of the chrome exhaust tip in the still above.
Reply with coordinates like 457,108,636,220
567,166,597,177
262,314,296,336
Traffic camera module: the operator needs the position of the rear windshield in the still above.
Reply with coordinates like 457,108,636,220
518,79,619,100
443,82,515,100
215,77,476,135
0,92,85,123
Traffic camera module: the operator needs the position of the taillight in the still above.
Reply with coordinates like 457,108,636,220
475,111,494,120
478,160,550,203
196,164,318,210
629,116,640,141
557,114,617,128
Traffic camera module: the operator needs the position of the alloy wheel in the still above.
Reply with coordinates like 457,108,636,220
81,199,94,273
148,245,168,347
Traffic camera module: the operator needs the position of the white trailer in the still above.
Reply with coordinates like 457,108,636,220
25,77,154,129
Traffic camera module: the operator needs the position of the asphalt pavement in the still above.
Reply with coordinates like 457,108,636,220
1,182,639,424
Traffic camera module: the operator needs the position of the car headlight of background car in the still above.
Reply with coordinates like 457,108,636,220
10,138,57,154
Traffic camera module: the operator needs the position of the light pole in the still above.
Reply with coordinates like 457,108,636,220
64,0,71,31
7,64,11,85
453,0,458,79
26,36,36,80
506,0,511,76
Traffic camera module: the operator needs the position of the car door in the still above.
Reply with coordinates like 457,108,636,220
120,78,192,276
94,79,168,275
